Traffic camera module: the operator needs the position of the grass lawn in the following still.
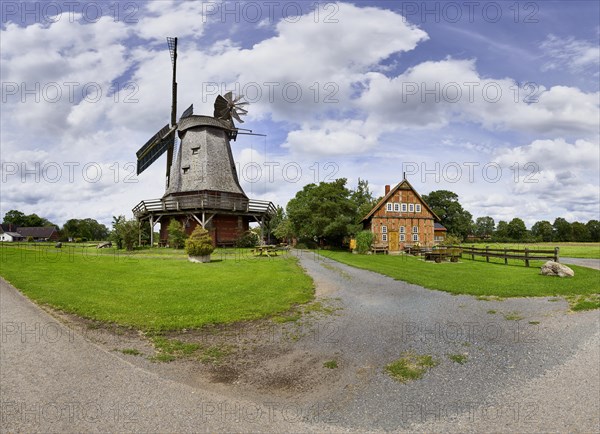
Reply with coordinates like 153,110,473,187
319,250,600,299
464,242,600,259
0,245,313,331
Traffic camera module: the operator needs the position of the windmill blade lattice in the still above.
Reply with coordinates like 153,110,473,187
214,92,248,124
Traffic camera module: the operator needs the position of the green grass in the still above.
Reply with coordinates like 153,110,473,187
447,353,468,364
465,242,600,259
503,312,524,321
199,345,232,365
567,294,600,311
319,251,600,298
120,348,142,356
0,245,313,330
323,360,338,369
385,353,439,383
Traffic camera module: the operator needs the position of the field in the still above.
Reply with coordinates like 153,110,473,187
463,242,600,259
0,244,313,331
319,250,600,299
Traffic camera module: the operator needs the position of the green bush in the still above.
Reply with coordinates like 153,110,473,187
168,220,187,249
442,234,462,246
185,226,215,257
355,231,374,254
26,236,34,243
235,230,259,248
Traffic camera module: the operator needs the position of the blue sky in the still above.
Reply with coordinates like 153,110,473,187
1,1,598,228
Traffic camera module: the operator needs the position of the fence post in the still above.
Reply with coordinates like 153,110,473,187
485,245,489,263
504,247,508,265
525,248,530,267
471,244,475,261
554,247,559,262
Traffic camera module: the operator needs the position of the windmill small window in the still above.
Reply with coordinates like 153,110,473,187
191,147,200,155
182,166,190,174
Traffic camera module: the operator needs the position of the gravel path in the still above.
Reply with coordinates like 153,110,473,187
560,257,600,270
2,251,599,433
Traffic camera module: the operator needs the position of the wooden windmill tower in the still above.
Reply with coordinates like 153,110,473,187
132,38,275,247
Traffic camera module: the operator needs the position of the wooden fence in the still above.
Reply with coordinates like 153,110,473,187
452,245,559,267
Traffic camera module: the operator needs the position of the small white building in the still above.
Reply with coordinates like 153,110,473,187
0,231,24,242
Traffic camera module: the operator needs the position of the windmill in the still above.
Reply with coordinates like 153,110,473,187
132,37,274,248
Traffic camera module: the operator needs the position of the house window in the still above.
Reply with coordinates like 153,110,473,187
409,203,414,212
401,203,407,212
382,234,388,242
416,204,422,213
412,226,419,233
400,234,405,241
400,226,405,233
381,225,388,234
413,234,419,241
386,203,393,212
393,203,400,212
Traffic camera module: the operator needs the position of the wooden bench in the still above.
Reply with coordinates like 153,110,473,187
371,244,389,254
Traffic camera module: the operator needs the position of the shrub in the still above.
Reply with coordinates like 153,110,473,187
355,230,374,254
168,220,187,249
26,236,34,243
185,226,215,257
442,234,462,246
235,230,259,248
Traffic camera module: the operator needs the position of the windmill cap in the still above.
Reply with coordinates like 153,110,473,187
178,115,235,133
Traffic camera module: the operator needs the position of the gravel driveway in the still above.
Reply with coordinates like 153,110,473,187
1,251,599,433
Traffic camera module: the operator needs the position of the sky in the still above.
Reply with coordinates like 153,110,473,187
1,0,599,229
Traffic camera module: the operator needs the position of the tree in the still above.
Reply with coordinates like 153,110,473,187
553,218,573,242
507,218,527,241
167,220,186,249
421,190,473,240
286,179,356,246
473,216,495,238
110,215,139,251
3,209,55,228
571,222,590,242
63,218,108,241
494,220,509,241
263,205,285,244
586,220,600,242
350,178,378,235
273,218,294,243
2,210,27,226
531,220,553,242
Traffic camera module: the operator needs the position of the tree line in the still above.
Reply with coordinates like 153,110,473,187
269,181,600,245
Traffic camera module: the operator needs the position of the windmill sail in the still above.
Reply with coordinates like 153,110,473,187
136,124,177,175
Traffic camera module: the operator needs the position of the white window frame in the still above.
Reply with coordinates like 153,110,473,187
382,233,388,242
409,203,414,212
386,203,393,212
400,234,405,242
393,203,400,212
400,226,405,234
416,204,421,213
381,225,388,234
412,226,419,233
401,203,407,212
412,234,419,242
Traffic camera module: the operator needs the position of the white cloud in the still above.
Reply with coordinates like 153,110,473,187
541,34,600,74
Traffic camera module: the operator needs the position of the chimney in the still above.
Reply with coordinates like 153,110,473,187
385,185,390,195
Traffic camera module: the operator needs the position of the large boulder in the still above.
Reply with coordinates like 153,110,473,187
540,261,574,277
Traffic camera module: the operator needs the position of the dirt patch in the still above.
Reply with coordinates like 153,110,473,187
39,299,346,404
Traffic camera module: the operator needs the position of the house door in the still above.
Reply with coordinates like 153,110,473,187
388,231,399,252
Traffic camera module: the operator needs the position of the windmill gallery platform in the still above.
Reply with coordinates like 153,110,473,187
132,38,275,247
